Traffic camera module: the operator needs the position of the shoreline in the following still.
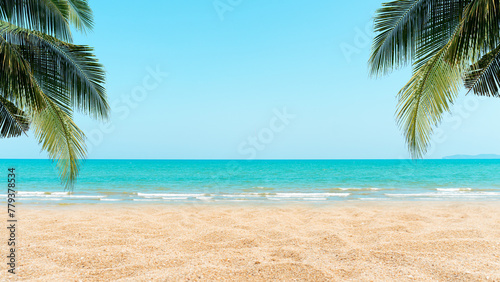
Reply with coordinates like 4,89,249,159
14,199,500,209
3,201,500,281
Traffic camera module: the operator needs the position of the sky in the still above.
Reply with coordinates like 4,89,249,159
3,0,500,160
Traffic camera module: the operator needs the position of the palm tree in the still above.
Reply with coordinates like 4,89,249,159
0,0,108,188
370,0,500,158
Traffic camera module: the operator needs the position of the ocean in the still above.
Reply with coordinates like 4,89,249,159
2,159,500,204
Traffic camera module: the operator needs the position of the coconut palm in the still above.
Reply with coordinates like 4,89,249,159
370,0,500,158
0,0,108,187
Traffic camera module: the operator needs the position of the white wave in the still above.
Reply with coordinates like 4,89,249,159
132,199,162,202
245,193,274,196
51,192,70,195
162,197,189,200
386,192,500,197
339,188,380,191
27,198,63,201
17,191,47,195
222,194,264,198
302,197,328,201
18,195,56,198
196,196,213,201
137,193,204,198
436,188,472,192
218,199,252,202
66,195,105,198
16,191,98,198
274,193,350,197
100,199,122,201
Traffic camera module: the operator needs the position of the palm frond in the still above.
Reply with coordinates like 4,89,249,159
464,44,500,96
1,21,108,119
369,0,432,76
1,19,103,187
414,0,470,69
372,0,500,159
65,0,93,32
0,0,102,188
370,0,475,75
39,35,107,119
447,0,500,65
0,95,29,138
0,30,47,111
397,47,462,158
0,0,72,41
31,97,86,189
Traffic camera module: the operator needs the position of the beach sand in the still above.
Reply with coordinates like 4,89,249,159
2,202,500,281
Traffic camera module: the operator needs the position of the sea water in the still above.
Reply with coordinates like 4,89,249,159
1,159,500,204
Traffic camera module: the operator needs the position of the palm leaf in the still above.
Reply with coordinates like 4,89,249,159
370,0,474,76
0,0,103,188
464,44,500,96
369,0,433,76
0,30,47,111
447,0,500,65
1,21,108,119
0,95,29,138
0,0,73,41
397,46,462,158
1,19,105,188
414,0,470,69
66,0,93,32
31,97,86,188
38,35,108,119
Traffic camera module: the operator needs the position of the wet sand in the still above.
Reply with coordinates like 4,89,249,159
2,202,500,281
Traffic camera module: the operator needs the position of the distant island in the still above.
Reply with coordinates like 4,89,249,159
443,154,500,159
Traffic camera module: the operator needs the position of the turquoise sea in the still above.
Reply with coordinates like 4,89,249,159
2,159,500,204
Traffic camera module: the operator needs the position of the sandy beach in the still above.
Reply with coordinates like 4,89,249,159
2,202,500,281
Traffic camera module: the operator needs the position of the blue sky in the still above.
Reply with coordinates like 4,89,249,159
3,0,500,159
